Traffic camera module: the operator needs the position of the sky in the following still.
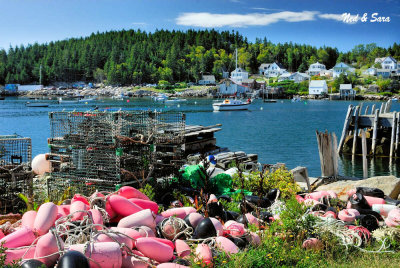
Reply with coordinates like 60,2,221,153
0,0,399,52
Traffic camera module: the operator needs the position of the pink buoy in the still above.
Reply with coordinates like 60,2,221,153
156,214,166,224
151,237,175,250
122,255,150,268
210,217,224,236
385,208,400,227
70,200,89,221
106,197,117,219
110,227,142,243
89,209,103,230
364,196,386,207
323,211,337,219
305,191,329,201
31,154,50,175
118,209,156,229
118,186,150,200
184,212,204,229
136,226,156,237
136,237,174,263
245,213,259,227
129,198,158,214
21,210,37,229
195,244,213,264
338,209,360,222
302,238,324,250
347,189,357,197
34,202,58,235
215,236,239,255
58,205,70,217
109,195,143,217
372,204,397,217
182,207,196,215
224,220,245,237
175,239,191,258
208,194,218,203
161,207,188,219
93,233,133,250
34,231,64,267
295,195,305,203
0,226,36,248
157,263,190,268
246,232,261,247
0,229,4,239
5,246,36,264
71,194,90,205
327,190,338,199
69,242,122,268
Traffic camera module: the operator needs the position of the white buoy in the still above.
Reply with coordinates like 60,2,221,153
260,107,263,110
177,104,180,108
32,154,50,175
195,101,197,105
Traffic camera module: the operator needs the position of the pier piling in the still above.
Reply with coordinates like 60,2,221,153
390,112,397,157
338,105,353,154
361,129,368,179
372,109,379,155
352,106,360,155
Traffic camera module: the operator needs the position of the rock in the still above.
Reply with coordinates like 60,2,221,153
316,176,400,200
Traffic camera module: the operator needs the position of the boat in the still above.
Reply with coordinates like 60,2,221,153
152,93,168,102
391,97,398,102
78,97,97,102
291,96,301,103
212,99,251,111
0,96,4,100
264,99,277,103
25,102,50,107
57,97,79,104
164,97,187,103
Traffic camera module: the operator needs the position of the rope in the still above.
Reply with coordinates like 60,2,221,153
158,217,193,241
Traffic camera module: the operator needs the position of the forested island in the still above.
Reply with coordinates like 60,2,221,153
0,29,399,85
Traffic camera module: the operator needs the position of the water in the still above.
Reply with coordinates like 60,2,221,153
1,96,399,177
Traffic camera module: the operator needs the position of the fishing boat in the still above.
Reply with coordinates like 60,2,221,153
152,93,168,102
212,99,251,111
25,101,50,107
164,97,187,103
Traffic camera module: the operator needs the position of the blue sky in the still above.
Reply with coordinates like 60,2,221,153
0,0,399,51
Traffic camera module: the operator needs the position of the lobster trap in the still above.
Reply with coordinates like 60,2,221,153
47,111,185,198
0,136,33,214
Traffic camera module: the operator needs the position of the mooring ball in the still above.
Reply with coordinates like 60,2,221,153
21,259,46,268
58,250,90,268
193,218,216,239
32,154,50,175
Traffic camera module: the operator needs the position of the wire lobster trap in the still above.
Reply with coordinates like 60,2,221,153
0,137,32,167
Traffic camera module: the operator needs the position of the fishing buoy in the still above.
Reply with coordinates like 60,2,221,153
338,209,360,222
71,194,90,205
0,226,36,248
246,232,261,247
127,99,130,103
70,201,88,221
215,236,239,255
5,246,36,265
385,208,400,227
224,220,245,237
184,213,204,229
109,195,143,217
110,227,142,242
195,244,213,264
226,235,247,249
122,255,149,268
57,250,90,268
118,186,150,200
207,202,226,221
58,205,71,217
34,202,58,235
21,259,45,268
31,154,50,175
161,207,188,219
157,263,189,268
129,198,159,214
356,214,379,232
372,204,398,217
193,218,217,239
175,239,191,258
69,242,122,268
21,210,37,229
349,193,371,210
105,197,117,219
34,231,64,267
118,209,156,229
93,233,133,249
364,196,386,207
89,209,103,230
136,237,174,263
135,226,156,237
302,238,323,250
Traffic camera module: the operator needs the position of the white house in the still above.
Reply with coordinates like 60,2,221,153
339,84,356,100
308,80,328,95
332,62,355,78
259,63,272,75
230,67,249,85
290,72,310,83
307,62,326,76
277,72,292,82
264,62,287,78
218,79,250,96
198,75,216,85
375,56,398,70
320,69,333,77
363,68,377,76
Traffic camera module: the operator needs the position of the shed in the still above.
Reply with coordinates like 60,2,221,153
339,84,356,100
308,80,328,95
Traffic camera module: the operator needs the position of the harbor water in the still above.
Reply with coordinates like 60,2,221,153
1,96,399,178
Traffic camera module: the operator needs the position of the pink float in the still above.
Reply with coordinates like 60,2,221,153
136,237,174,263
118,209,156,229
215,236,239,255
385,208,400,227
245,213,260,227
69,242,122,268
121,255,150,268
136,226,156,237
0,230,4,239
157,263,189,268
106,196,117,219
129,198,159,214
296,195,305,203
338,209,360,222
208,194,218,203
246,232,261,247
302,238,324,250
89,209,103,230
210,217,224,236
34,231,64,267
323,211,337,219
161,207,188,219
184,213,204,229
151,237,175,250
182,207,196,215
372,204,397,217
327,190,338,199
175,239,191,258
57,205,71,217
70,200,88,221
5,246,36,264
0,226,36,248
109,195,143,217
224,220,245,237
34,202,58,235
195,244,213,264
347,189,357,197
21,210,37,229
110,227,142,242
305,191,329,201
71,194,90,205
31,154,50,175
118,186,150,200
93,233,133,249
364,196,386,207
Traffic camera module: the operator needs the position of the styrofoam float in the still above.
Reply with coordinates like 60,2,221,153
34,231,64,267
5,246,36,265
118,186,150,201
109,195,143,217
70,200,89,221
34,202,58,235
0,226,36,248
118,209,156,229
215,236,239,255
135,237,174,263
21,210,37,229
69,242,122,268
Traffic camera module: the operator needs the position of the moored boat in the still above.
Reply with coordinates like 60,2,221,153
25,102,50,107
212,99,251,111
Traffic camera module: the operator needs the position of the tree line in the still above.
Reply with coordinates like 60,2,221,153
0,29,399,85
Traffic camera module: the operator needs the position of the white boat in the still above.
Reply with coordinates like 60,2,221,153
391,97,398,102
212,99,251,111
78,97,97,102
58,97,79,104
164,97,187,103
25,102,50,107
291,96,301,103
152,93,168,102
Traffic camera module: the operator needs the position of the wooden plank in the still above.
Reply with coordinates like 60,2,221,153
338,105,353,154
372,109,380,155
380,103,384,114
386,99,392,113
390,112,397,157
352,106,360,155
396,112,400,156
361,130,368,179
364,105,369,115
332,132,339,177
371,104,376,115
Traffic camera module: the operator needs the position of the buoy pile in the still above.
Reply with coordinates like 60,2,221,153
1,184,400,267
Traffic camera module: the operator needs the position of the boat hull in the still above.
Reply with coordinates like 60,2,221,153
213,103,250,111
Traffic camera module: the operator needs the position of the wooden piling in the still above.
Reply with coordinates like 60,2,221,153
361,130,368,179
372,109,379,155
386,99,392,113
352,106,360,155
364,105,369,115
316,131,338,177
390,112,397,157
396,112,400,156
380,103,384,114
371,104,376,115
358,103,363,116
338,105,354,154
332,133,339,176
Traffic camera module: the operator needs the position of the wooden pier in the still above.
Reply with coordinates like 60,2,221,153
338,99,400,157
